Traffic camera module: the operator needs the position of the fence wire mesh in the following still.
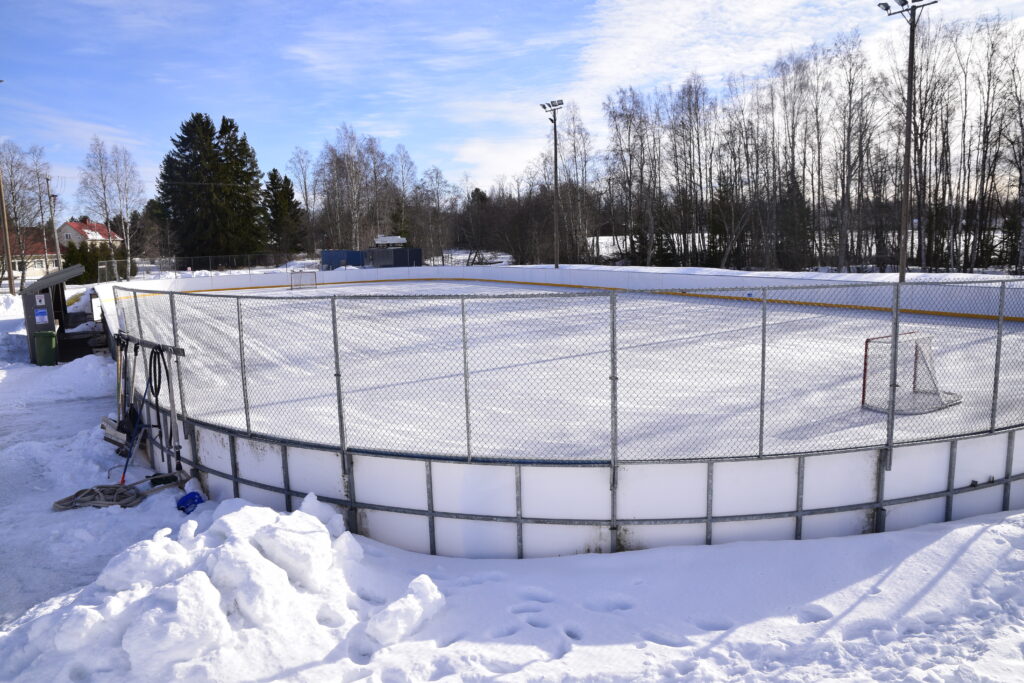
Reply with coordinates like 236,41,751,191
117,278,1024,462
338,296,467,456
763,283,895,456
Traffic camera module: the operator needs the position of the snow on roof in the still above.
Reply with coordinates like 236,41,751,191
62,221,122,242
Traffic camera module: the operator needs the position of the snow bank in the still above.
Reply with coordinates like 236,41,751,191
0,294,22,321
6,497,1024,680
0,495,420,681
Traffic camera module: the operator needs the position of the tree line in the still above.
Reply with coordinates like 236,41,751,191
263,14,1024,272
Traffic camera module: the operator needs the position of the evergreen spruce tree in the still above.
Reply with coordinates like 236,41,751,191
215,117,266,254
263,169,304,253
156,113,266,257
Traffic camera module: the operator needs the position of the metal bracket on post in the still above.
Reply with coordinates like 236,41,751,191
609,292,620,552
991,282,1006,432
236,298,252,435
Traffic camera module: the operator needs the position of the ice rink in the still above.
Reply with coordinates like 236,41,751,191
123,278,1024,462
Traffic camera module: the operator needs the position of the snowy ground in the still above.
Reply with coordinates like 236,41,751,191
5,291,1024,680
125,278,1024,461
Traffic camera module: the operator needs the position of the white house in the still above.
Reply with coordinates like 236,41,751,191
57,221,123,248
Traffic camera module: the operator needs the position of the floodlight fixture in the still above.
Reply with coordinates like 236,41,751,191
538,98,565,268
895,0,908,7
878,2,890,10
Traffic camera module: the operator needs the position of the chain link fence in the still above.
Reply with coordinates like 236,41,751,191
113,278,1024,463
99,253,317,282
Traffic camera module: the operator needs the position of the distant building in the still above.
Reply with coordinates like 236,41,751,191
57,221,123,248
3,227,62,281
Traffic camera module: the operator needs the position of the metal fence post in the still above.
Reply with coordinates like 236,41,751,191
883,282,902,470
169,292,188,420
331,297,348,453
461,296,472,461
236,298,252,434
132,290,143,339
990,281,1006,432
758,287,768,457
609,292,620,552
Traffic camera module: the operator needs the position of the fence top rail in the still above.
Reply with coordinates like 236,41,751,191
112,275,1024,303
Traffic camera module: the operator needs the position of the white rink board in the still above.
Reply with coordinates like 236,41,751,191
172,422,1022,557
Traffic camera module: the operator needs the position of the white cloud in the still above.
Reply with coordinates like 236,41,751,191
452,136,547,191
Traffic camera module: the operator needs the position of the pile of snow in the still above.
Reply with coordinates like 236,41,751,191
0,294,22,321
5,494,1024,679
0,494,448,680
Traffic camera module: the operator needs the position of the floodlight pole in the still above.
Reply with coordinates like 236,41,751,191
880,0,937,282
540,100,564,268
0,163,15,295
0,79,12,294
47,178,62,270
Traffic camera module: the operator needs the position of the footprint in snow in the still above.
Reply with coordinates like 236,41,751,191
518,586,555,603
796,604,833,624
694,618,733,632
582,595,635,612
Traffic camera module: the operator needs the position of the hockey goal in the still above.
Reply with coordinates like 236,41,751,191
289,269,318,290
861,332,962,415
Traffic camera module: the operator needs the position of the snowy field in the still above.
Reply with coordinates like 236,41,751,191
5,291,1024,679
124,278,1024,461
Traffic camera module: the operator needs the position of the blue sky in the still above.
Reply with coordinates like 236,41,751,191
2,0,1021,216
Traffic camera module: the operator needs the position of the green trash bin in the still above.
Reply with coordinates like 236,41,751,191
33,330,58,366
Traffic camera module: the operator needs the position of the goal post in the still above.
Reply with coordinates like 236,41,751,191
861,331,962,415
289,269,318,290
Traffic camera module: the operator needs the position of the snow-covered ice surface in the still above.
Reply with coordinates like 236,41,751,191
130,278,1024,461
5,291,1024,680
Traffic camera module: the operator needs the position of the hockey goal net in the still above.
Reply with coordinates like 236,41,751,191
289,269,318,290
861,332,961,415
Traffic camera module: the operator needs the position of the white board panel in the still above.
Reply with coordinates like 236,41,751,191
235,437,284,487
617,463,706,520
287,448,346,501
521,466,611,520
353,455,427,509
194,428,234,501
432,462,516,517
713,518,795,544
801,511,872,539
951,487,1003,521
522,524,610,557
237,483,286,511
434,519,517,559
620,523,705,550
361,510,430,554
885,498,945,531
886,442,950,499
803,451,876,509
954,434,1009,488
713,459,798,516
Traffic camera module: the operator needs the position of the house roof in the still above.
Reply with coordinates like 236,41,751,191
4,226,55,258
61,221,122,242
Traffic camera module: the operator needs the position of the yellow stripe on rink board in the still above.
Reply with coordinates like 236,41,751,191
101,276,1024,323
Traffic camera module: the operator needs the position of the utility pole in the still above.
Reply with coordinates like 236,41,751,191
0,79,12,294
540,99,564,268
46,177,62,269
878,0,937,282
0,163,15,294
